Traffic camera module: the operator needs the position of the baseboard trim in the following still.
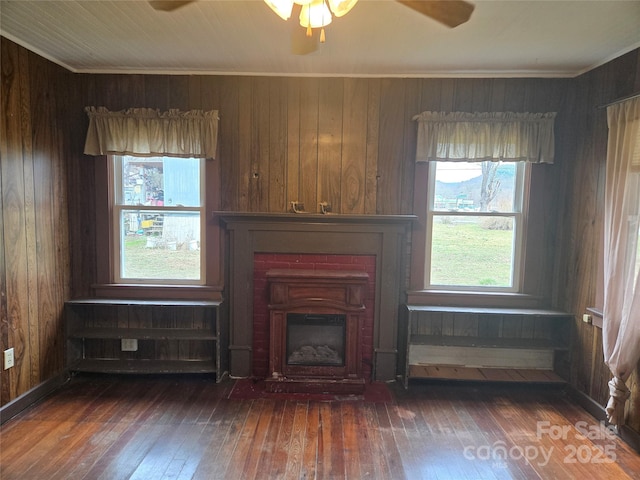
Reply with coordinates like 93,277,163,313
0,369,70,425
565,384,640,454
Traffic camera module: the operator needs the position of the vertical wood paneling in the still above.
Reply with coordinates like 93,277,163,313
250,77,270,211
188,76,202,110
419,79,440,112
31,52,59,384
438,79,455,111
52,67,72,378
401,79,421,214
1,39,32,399
471,78,492,112
0,39,19,403
268,78,287,212
237,76,252,211
286,78,301,210
218,76,239,211
503,78,527,112
317,78,343,213
1,39,70,405
627,368,640,432
120,74,146,107
451,78,474,111
489,78,506,111
341,78,368,214
364,79,380,215
143,75,169,110
377,79,406,214
299,78,319,211
67,74,94,299
199,75,218,111
21,46,40,388
0,143,7,404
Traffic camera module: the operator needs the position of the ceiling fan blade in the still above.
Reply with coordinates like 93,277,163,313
148,1,195,12
291,27,319,56
396,0,475,28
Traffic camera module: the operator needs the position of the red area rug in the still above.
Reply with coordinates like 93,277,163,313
228,379,394,403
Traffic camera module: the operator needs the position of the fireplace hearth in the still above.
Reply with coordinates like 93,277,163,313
266,269,369,394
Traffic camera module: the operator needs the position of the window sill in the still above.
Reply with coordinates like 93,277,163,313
406,290,546,309
91,283,223,301
586,307,603,328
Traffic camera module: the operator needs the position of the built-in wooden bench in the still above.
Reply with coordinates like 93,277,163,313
400,305,572,388
65,298,227,381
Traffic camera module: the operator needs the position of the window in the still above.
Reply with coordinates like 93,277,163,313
112,155,205,284
426,160,527,291
410,111,556,297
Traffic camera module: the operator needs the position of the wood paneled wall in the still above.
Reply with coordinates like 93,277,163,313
71,74,571,300
0,39,75,404
0,36,577,406
554,49,640,432
4,32,640,436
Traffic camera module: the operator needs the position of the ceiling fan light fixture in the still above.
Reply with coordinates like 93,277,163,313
327,0,358,17
264,0,294,20
299,0,333,29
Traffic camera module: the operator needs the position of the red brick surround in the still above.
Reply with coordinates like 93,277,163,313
253,253,376,380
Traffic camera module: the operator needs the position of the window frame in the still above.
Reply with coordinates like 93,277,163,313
424,160,530,293
110,155,206,285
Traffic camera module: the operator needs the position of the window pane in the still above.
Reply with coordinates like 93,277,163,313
430,215,515,287
120,156,201,207
433,161,518,213
120,210,201,280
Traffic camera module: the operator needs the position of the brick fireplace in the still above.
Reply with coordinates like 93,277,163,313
253,254,376,383
216,212,414,383
257,263,374,393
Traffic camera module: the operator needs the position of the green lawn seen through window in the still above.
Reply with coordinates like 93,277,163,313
430,220,514,287
123,235,200,280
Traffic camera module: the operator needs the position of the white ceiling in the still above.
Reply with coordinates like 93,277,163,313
1,0,639,78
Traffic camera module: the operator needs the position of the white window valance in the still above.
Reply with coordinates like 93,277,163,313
83,107,219,159
413,111,556,164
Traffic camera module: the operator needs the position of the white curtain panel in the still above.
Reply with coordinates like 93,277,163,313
84,107,219,158
603,96,640,426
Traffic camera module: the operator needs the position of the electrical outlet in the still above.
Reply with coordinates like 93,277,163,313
121,339,138,352
4,348,15,370
582,314,592,324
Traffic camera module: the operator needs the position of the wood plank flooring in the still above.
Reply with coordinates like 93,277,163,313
1,374,639,479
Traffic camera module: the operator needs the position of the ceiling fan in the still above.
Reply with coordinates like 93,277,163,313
149,0,475,55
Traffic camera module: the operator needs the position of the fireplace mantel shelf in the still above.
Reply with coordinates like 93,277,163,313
213,211,417,225
266,269,369,281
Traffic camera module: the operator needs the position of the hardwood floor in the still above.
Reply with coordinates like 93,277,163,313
1,374,639,479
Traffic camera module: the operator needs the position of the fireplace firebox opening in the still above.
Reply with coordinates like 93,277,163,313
286,313,346,367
